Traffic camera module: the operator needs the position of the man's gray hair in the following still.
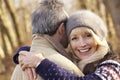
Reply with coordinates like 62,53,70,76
32,0,68,35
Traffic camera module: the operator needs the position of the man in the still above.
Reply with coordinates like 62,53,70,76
11,0,83,80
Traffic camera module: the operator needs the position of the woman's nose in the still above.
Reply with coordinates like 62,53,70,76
78,38,86,47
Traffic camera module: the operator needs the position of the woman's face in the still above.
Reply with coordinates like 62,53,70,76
69,27,98,60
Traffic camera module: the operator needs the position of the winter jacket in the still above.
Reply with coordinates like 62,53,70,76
11,34,83,80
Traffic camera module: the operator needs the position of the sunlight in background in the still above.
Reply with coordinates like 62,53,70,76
0,47,5,58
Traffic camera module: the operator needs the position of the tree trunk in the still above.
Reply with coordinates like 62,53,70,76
4,0,22,45
104,0,120,53
0,60,5,74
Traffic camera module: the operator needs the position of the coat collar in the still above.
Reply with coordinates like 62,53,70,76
32,34,71,60
44,35,71,60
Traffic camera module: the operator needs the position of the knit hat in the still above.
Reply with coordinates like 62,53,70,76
66,10,108,40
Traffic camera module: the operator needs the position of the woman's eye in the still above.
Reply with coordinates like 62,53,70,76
71,37,77,40
86,33,92,37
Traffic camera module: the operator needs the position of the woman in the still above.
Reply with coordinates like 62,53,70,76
66,10,120,75
14,10,120,80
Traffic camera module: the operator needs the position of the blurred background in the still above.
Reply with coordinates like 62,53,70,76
0,0,120,80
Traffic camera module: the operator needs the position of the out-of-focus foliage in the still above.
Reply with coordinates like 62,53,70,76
0,0,120,80
104,0,120,53
0,0,120,59
0,0,32,58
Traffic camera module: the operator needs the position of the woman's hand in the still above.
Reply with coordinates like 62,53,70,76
18,51,44,80
18,51,39,80
24,68,37,80
19,51,45,70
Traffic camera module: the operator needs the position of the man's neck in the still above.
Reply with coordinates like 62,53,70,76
51,34,61,43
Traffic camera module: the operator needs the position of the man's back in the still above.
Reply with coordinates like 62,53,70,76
11,34,83,80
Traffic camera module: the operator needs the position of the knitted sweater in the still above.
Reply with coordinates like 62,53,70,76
36,59,120,80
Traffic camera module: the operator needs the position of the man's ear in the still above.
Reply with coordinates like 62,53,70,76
58,23,65,35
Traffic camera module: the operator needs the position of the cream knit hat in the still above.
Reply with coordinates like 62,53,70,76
66,10,108,40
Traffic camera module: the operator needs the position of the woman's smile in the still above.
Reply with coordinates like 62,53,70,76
77,48,90,53
70,27,98,60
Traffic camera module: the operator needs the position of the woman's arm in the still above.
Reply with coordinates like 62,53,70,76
13,46,30,64
36,59,102,80
20,50,120,80
37,59,120,80
36,59,119,80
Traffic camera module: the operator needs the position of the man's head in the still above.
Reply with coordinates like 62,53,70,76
32,0,68,35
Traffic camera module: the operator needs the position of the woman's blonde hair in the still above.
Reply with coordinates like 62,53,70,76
66,10,109,71
67,29,109,71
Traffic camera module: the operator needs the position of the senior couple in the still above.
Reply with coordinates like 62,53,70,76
11,0,120,80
